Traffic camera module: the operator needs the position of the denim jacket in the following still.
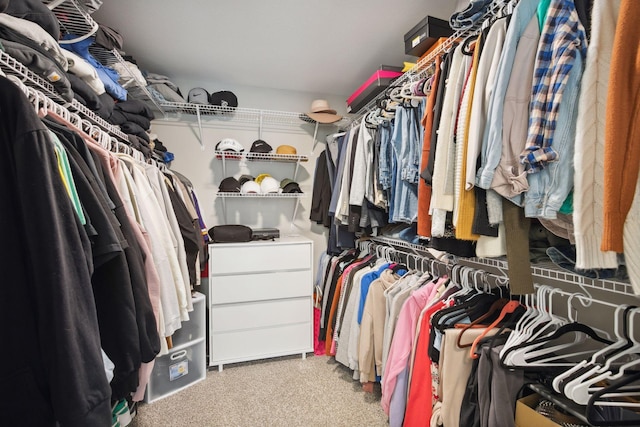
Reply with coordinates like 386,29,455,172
524,41,584,219
476,0,541,190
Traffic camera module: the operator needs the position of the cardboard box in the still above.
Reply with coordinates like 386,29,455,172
515,394,562,427
404,16,454,57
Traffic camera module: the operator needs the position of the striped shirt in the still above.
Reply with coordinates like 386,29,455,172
520,0,587,173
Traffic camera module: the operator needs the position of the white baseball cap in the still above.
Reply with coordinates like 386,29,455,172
260,176,281,194
215,138,244,152
241,180,261,194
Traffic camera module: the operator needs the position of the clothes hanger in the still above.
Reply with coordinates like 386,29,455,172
469,300,523,359
456,297,510,348
555,305,636,398
500,292,614,368
564,308,640,405
552,304,633,393
586,371,640,427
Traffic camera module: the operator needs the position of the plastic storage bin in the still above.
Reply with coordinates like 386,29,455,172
145,339,206,403
171,292,205,348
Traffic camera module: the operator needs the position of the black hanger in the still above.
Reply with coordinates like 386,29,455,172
460,34,477,56
586,371,640,426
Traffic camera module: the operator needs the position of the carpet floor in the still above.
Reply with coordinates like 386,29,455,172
131,354,389,427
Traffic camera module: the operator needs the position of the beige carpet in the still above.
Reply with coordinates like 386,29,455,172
132,355,389,427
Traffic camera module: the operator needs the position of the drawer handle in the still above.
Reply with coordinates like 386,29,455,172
170,349,188,360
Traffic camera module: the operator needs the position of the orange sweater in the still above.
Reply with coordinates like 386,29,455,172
417,55,442,237
601,0,640,252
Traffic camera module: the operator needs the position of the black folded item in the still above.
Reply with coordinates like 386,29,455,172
95,24,123,50
94,92,115,121
251,228,280,241
208,225,252,243
5,0,60,39
120,122,149,142
67,74,103,111
114,99,154,119
110,110,151,130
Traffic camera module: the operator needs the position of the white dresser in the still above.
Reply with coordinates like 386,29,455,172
207,237,314,371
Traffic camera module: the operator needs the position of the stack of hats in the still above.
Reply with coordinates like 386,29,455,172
281,178,302,193
188,88,238,111
256,173,281,194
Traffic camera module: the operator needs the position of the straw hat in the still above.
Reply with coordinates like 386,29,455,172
305,99,342,124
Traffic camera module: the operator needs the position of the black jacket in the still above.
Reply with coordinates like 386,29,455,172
0,77,111,426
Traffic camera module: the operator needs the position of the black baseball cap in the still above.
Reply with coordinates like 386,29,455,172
280,178,303,193
250,139,273,153
209,91,238,109
218,177,241,192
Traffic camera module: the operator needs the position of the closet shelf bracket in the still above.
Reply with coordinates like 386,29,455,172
194,104,205,150
311,122,320,154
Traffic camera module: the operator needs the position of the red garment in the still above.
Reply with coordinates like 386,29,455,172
313,306,324,355
403,300,447,426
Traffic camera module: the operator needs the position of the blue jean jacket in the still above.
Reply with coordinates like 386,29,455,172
476,0,541,190
524,52,583,219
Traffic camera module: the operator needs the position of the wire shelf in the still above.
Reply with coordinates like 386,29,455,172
216,192,306,198
0,50,128,139
44,0,165,114
214,151,308,163
161,102,351,128
369,237,638,297
43,0,98,44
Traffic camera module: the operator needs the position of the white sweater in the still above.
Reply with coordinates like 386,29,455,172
573,0,620,269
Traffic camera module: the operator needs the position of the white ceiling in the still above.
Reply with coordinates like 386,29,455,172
93,0,463,100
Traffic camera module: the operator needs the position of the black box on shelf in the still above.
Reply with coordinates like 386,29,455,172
404,15,454,57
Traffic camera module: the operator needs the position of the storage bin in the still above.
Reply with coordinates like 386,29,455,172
346,69,403,114
145,339,206,403
171,292,205,348
404,16,453,57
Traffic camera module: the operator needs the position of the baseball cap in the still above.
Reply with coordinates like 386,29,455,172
280,178,302,193
218,177,241,192
238,174,255,185
260,176,281,194
215,138,244,152
188,87,210,105
276,145,297,155
241,180,261,194
255,173,272,184
250,139,273,153
209,91,238,109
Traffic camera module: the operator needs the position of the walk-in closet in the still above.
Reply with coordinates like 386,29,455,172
1,0,639,426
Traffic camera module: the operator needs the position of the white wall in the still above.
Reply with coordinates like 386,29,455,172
151,84,344,275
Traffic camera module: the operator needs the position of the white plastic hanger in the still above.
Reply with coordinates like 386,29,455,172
565,308,640,405
552,304,630,393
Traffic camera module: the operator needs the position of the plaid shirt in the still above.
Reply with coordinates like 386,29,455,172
520,0,587,173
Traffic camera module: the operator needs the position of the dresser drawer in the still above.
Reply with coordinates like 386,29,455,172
211,298,311,332
211,322,312,364
209,241,311,275
211,270,311,304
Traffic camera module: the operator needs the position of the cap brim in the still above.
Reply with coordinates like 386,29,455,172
306,112,342,124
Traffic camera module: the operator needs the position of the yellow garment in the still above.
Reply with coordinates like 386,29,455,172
455,36,482,241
